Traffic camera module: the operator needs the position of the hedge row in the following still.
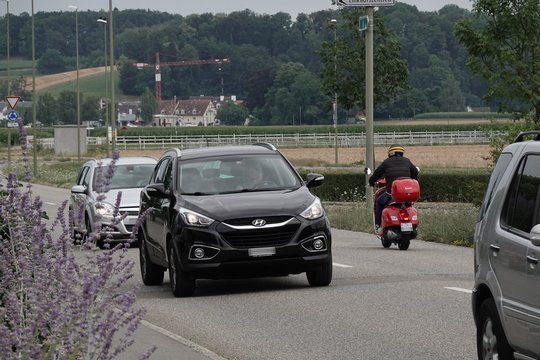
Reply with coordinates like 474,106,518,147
302,170,490,205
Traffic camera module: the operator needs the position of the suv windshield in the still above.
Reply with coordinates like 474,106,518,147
178,154,301,194
93,164,156,190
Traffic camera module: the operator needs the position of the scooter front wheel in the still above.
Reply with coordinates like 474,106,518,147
381,237,392,248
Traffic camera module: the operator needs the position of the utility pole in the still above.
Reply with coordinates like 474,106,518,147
365,6,374,207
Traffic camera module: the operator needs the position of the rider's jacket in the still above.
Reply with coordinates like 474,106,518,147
368,155,418,193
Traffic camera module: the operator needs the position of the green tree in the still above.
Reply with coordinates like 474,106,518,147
264,62,328,125
37,93,58,126
318,8,409,112
454,0,540,122
57,91,77,125
439,76,465,112
217,102,249,125
37,49,66,74
139,88,157,123
81,95,100,124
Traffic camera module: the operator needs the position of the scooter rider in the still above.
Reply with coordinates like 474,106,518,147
368,144,418,235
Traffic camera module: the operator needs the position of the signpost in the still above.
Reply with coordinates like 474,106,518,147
358,15,369,32
332,0,395,6
5,95,20,165
331,0,395,208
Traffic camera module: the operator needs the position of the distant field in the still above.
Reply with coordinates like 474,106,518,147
36,70,110,97
0,58,35,77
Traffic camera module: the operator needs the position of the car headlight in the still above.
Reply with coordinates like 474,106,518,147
300,198,324,220
180,208,215,227
94,202,114,216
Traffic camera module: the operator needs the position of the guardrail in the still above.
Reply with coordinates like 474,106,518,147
89,130,495,149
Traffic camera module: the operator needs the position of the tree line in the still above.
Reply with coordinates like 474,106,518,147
1,2,538,126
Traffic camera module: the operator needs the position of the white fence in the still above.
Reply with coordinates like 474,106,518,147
32,130,496,150
102,130,494,149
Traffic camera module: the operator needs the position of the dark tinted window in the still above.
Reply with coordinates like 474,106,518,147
502,154,540,233
478,153,512,220
154,159,171,185
76,166,89,186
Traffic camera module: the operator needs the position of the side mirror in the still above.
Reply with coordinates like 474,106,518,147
71,184,87,194
531,224,540,247
305,173,324,189
145,183,170,198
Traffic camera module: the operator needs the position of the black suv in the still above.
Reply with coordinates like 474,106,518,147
138,143,332,297
474,131,540,359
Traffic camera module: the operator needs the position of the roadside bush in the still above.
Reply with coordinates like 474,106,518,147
302,169,490,205
0,121,152,359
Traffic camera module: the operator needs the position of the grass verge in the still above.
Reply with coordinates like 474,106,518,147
325,202,477,247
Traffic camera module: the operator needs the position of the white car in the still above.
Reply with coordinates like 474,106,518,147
70,156,157,247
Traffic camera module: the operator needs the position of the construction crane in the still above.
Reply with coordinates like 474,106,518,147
133,52,230,102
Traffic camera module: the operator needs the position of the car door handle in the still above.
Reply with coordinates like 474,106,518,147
527,255,538,265
490,244,500,252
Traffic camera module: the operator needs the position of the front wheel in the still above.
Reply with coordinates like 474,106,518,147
139,231,164,286
168,243,195,297
477,298,513,360
306,254,333,287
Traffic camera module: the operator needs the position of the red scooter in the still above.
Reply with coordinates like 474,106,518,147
373,177,420,250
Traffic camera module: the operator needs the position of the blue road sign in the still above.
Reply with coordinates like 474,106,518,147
8,110,19,122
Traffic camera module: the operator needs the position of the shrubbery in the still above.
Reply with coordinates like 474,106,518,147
0,122,152,359
303,169,490,205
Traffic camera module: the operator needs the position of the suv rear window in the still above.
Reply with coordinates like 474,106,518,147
478,153,512,220
501,154,540,234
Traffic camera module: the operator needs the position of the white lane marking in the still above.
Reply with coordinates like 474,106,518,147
333,262,353,268
445,287,473,294
45,202,57,206
141,319,227,360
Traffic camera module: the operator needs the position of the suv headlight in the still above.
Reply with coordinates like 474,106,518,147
180,208,215,227
95,202,114,216
300,198,324,220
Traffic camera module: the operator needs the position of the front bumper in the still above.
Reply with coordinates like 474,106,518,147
93,209,139,240
172,216,332,279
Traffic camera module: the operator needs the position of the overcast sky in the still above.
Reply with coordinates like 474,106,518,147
4,1,472,17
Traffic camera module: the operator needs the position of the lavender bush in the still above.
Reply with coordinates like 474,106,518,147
0,121,153,359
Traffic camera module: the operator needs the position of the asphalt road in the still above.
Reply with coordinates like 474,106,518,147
30,182,476,360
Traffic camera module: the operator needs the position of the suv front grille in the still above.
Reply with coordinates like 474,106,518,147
219,223,300,248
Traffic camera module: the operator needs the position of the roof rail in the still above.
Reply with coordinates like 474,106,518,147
513,131,540,143
253,143,276,151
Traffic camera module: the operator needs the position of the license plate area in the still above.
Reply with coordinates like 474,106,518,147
400,222,413,232
248,247,276,257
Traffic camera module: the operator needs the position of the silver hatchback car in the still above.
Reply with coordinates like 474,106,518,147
70,156,157,246
474,131,540,360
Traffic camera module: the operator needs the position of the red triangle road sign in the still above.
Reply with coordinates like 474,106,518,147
5,96,21,110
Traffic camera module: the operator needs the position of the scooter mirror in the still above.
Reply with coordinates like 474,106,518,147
365,167,372,176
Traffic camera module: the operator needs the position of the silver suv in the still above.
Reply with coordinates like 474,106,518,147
70,156,157,246
474,131,540,360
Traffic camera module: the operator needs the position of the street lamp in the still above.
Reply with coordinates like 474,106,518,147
1,0,10,97
331,18,338,164
108,0,116,151
31,0,37,176
2,0,10,164
68,5,81,161
97,16,109,157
